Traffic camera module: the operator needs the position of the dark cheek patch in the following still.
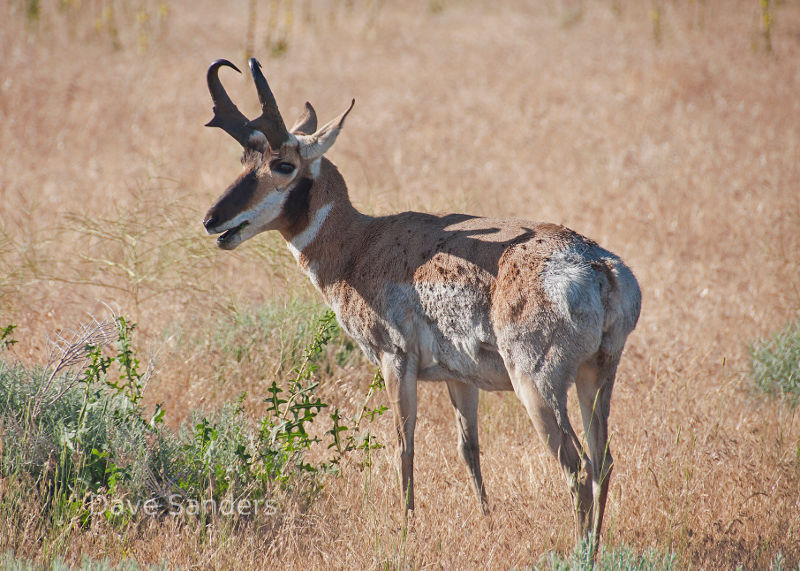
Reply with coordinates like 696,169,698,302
236,171,259,207
283,177,313,233
212,170,259,224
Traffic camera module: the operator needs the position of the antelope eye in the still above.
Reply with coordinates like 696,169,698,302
271,161,295,175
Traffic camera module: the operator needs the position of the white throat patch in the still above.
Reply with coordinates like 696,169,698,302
310,158,322,179
287,202,334,261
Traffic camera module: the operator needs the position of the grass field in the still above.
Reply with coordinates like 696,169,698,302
1,0,799,568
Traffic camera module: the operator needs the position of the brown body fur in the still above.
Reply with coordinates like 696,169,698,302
203,67,641,554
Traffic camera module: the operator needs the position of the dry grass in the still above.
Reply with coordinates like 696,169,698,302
1,0,799,568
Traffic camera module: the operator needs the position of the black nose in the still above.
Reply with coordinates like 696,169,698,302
203,215,218,231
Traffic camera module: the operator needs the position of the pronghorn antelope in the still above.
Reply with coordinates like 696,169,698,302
202,58,641,551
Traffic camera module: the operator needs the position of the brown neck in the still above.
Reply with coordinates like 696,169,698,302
280,158,370,289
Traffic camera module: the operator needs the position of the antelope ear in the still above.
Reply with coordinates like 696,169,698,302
290,102,317,135
297,99,355,161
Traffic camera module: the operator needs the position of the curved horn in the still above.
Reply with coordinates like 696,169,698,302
205,59,266,151
246,58,290,150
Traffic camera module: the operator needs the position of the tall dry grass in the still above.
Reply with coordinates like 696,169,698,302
1,0,799,568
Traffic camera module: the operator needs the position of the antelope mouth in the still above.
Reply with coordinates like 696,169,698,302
217,221,250,249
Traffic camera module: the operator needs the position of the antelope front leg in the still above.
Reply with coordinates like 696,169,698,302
381,352,419,515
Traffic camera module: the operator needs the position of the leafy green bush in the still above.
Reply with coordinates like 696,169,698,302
539,540,678,570
0,324,16,350
0,550,167,570
0,317,168,526
0,311,383,534
211,299,361,380
750,318,800,405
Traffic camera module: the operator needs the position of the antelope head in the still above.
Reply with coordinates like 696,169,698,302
202,58,354,250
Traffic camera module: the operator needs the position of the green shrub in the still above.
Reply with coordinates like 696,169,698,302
211,299,361,379
750,318,800,405
0,551,167,570
539,540,678,570
0,311,383,536
0,317,168,526
0,324,16,350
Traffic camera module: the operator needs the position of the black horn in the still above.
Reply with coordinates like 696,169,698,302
247,58,290,150
205,59,266,151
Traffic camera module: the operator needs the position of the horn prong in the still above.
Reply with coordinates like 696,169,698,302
206,59,265,151
247,58,290,150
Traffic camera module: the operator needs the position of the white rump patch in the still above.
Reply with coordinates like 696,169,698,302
287,202,334,261
541,249,603,327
